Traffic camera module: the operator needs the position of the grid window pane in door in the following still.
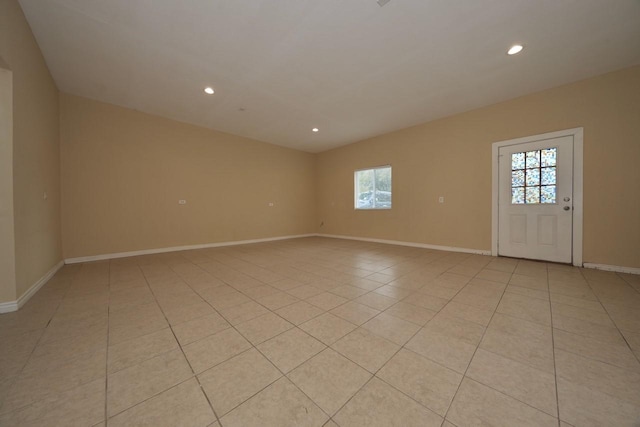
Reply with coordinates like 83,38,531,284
511,147,557,204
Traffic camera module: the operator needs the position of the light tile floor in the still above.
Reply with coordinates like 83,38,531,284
1,237,640,426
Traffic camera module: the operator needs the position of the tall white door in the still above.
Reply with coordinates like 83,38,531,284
498,135,574,263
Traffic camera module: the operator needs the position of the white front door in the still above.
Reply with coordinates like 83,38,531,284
498,135,574,263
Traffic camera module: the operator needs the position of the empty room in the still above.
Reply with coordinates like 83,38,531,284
1,0,640,426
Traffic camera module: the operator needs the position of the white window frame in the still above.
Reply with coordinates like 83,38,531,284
354,165,392,210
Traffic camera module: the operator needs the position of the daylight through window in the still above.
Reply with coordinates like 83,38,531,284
355,166,392,209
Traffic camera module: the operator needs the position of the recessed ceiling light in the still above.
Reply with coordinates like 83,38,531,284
312,128,319,132
204,87,214,95
507,45,523,55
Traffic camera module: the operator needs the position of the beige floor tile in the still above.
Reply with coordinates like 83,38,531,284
361,312,420,345
172,312,230,346
418,283,459,300
206,291,252,310
109,286,156,312
497,292,551,326
288,348,371,415
257,328,326,373
447,378,557,427
506,284,549,301
164,300,217,326
553,328,640,371
372,284,413,299
403,292,449,311
218,300,270,326
199,348,282,416
554,348,640,406
452,288,502,311
276,301,325,325
107,348,192,416
334,377,442,427
108,303,168,345
108,328,178,373
508,274,548,291
1,348,106,413
550,292,604,312
330,301,380,325
109,378,215,427
235,312,293,345
405,328,477,373
183,327,251,373
466,349,557,416
621,329,640,356
384,301,436,326
287,284,324,299
332,328,399,373
0,377,104,427
29,330,106,367
299,313,356,345
306,292,348,311
557,377,640,427
552,302,615,327
552,313,626,346
480,327,554,374
354,292,398,311
221,377,327,427
256,291,299,310
377,348,462,416
438,301,494,326
476,268,512,283
242,284,279,300
328,285,369,299
424,313,486,345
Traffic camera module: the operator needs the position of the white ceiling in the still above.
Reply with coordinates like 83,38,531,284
19,0,640,153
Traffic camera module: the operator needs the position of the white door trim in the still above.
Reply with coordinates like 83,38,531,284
492,128,583,266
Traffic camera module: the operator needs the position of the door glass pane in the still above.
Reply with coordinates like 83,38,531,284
512,170,525,187
526,151,540,168
511,147,558,205
541,185,556,204
526,168,540,186
512,187,525,204
541,167,556,185
512,153,525,170
526,187,540,203
541,148,557,166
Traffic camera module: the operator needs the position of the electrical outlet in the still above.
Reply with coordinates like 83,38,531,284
438,196,444,203
43,192,48,200
178,200,187,205
268,202,274,207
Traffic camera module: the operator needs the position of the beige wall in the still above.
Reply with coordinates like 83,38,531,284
60,94,317,259
317,66,640,268
0,0,62,302
0,66,16,302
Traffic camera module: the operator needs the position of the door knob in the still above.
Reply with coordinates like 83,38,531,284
563,206,571,211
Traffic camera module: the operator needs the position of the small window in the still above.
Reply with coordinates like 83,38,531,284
511,147,557,204
355,166,392,209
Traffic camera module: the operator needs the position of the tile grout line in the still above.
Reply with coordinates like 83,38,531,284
441,261,517,424
545,264,562,427
104,262,112,427
322,255,492,423
578,270,640,366
138,261,225,427
0,264,83,417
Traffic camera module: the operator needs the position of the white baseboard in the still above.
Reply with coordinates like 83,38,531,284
318,233,492,256
0,260,64,314
583,263,640,275
64,234,317,264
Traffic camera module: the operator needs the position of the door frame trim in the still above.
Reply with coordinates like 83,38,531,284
491,128,583,266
